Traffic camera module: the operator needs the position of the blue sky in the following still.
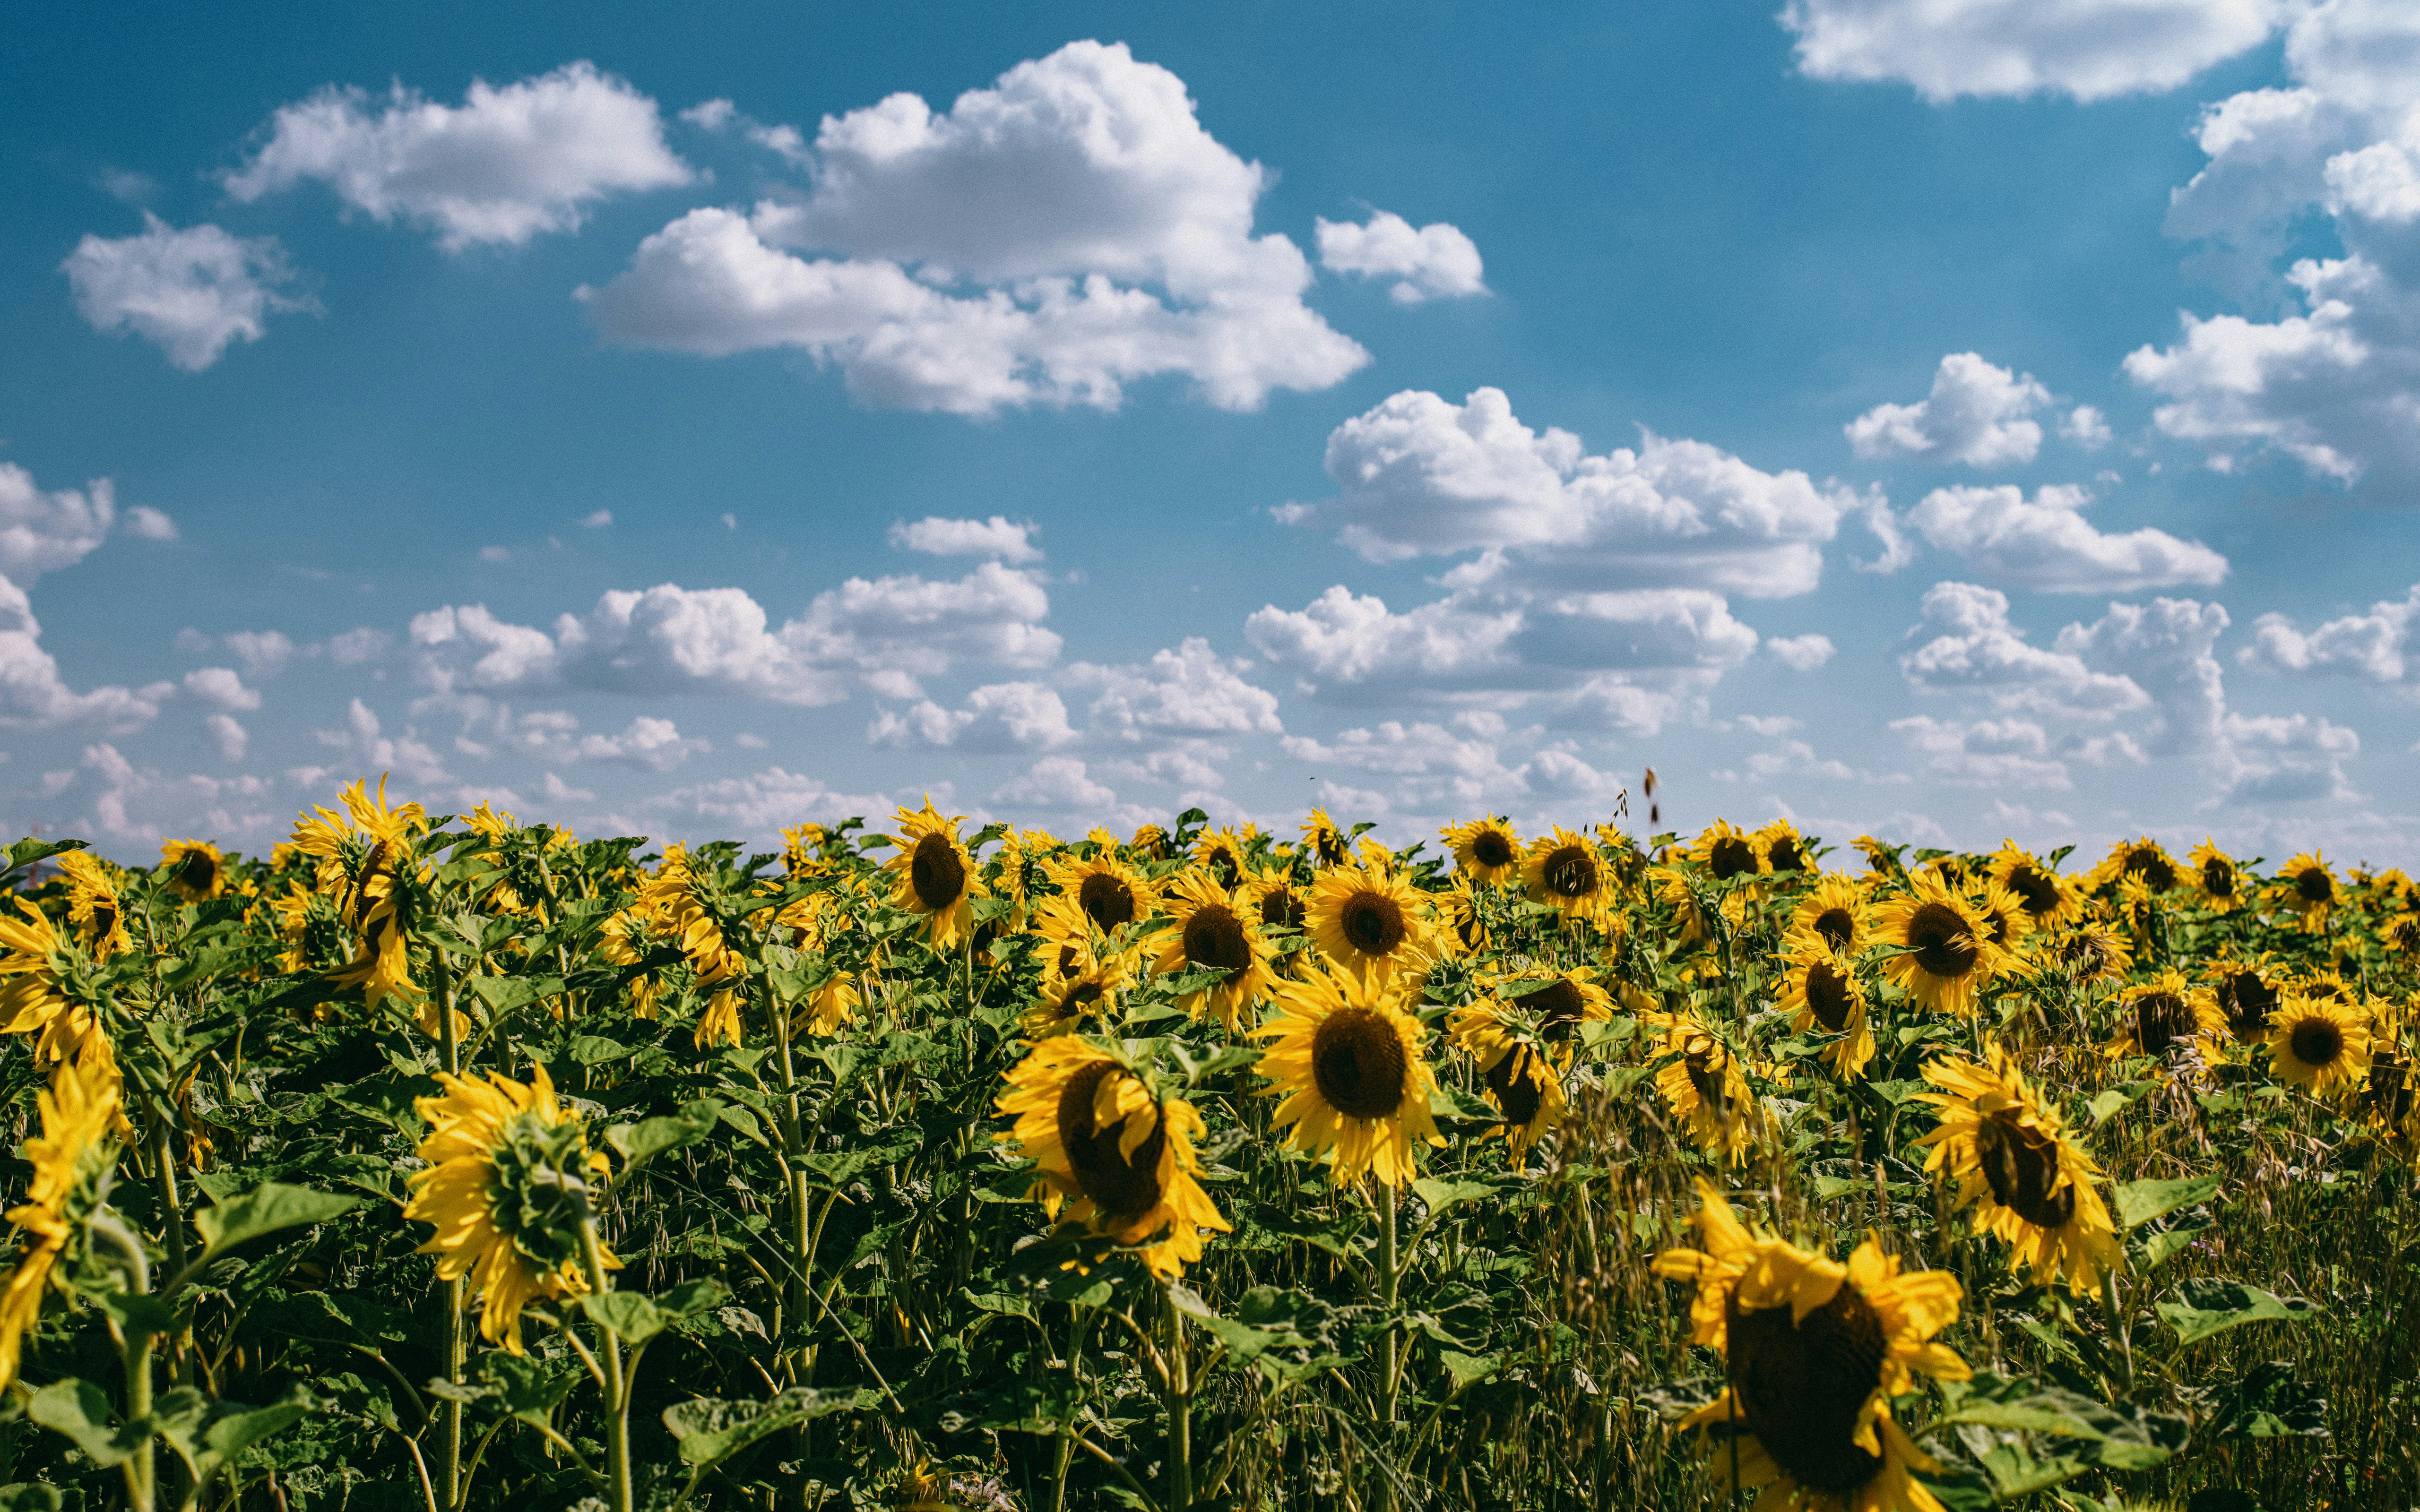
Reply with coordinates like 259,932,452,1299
6,0,2418,864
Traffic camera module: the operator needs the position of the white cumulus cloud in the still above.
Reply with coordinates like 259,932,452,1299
0,575,164,733
2239,584,2420,681
1907,483,2229,592
1781,0,2288,103
888,515,1042,563
868,680,1079,752
579,42,1367,415
1845,352,2052,467
225,61,691,251
1315,210,1487,302
61,215,312,371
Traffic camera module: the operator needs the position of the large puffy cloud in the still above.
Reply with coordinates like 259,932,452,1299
2125,3,2420,493
0,466,119,583
2240,583,2420,681
2055,595,2231,754
1781,0,2288,103
1898,581,2150,717
60,215,312,370
224,61,691,250
1888,714,2072,787
1314,210,1487,303
1292,387,1855,593
410,562,1058,705
868,680,1079,752
580,42,1368,414
1907,483,2229,592
1845,352,2053,467
1072,638,1283,740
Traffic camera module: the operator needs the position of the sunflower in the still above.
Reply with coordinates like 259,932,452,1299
159,838,227,903
1306,859,1435,980
1777,936,1875,1079
2104,970,2223,1061
2361,1014,2414,1137
2048,925,2133,986
886,799,989,952
1790,873,1871,954
54,852,130,962
2272,851,2336,932
1300,808,1351,868
1437,876,1489,957
1851,834,1905,878
1128,823,1176,864
1236,863,1305,934
1756,819,1814,879
1253,962,1442,1187
995,1039,1229,1279
404,1063,617,1354
1523,826,1619,922
2206,954,2282,1046
1913,1044,2123,1296
0,900,99,1065
2095,836,2180,894
1192,827,1253,890
1489,964,1614,1054
1447,1002,1565,1166
0,1044,123,1393
2267,995,2370,1096
1966,879,2033,957
1148,870,1276,1031
1652,1180,1969,1512
1026,893,1141,1038
1691,819,1767,885
1647,1012,1766,1166
1440,817,1523,885
1871,876,2008,1015
295,777,438,1022
1046,847,1158,941
1984,842,2083,930
2184,839,2244,914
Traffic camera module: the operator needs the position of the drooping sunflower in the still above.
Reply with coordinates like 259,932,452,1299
1523,826,1619,922
1192,827,1253,890
2272,850,2337,932
637,844,752,1050
1790,873,1871,954
1691,819,1767,885
1148,870,1276,1031
1437,876,1489,957
2362,1012,2415,1138
1966,879,2033,958
404,1064,617,1354
1756,818,1814,879
1871,876,2009,1015
2205,954,2283,1047
1046,847,1158,941
1913,1043,2123,1296
1652,1180,1970,1512
1243,865,1309,936
2185,839,2245,914
1128,823,1176,864
1777,936,1875,1079
2095,836,2181,894
1306,859,1435,980
0,1043,123,1392
1253,962,1442,1187
1984,842,2083,930
1447,1001,1566,1166
886,799,989,952
1647,1012,1767,1166
1851,833,1905,878
1299,808,1351,868
2104,970,2224,1061
2266,995,2370,1096
0,899,99,1065
55,852,130,962
159,838,227,903
1440,816,1523,886
1489,964,1614,1054
995,1039,1230,1280
295,776,437,1023
2048,925,2133,986
1025,893,1138,1038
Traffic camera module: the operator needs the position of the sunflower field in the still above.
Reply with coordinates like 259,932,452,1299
0,784,2411,1512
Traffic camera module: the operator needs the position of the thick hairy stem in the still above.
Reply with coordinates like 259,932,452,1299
435,958,466,1511
91,1213,156,1512
1162,1285,1193,1512
147,1114,193,1388
580,1214,633,1512
1377,1180,1401,1512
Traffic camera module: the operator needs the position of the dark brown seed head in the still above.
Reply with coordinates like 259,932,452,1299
1181,902,1251,974
910,833,967,912
2005,864,2060,916
1708,836,1756,881
1471,827,1516,869
1514,976,1589,1042
1056,1062,1165,1219
1543,844,1599,899
1725,1283,1889,1495
1683,1033,1734,1114
1803,959,1856,1033
2294,866,2334,904
1485,1046,1546,1128
1976,1108,2075,1228
2289,1016,2345,1069
1766,835,1805,873
1813,907,1857,950
1310,1007,1409,1119
1079,871,1138,934
1905,902,1979,979
1340,890,1407,957
1259,884,1305,931
2132,991,2196,1056
177,849,219,895
2124,845,2177,891
2201,857,2236,898
2219,970,2277,1042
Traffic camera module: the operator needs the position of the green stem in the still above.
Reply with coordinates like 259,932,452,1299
92,1213,155,1512
1162,1285,1192,1512
436,957,465,1512
148,1113,193,1388
579,1213,633,1512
